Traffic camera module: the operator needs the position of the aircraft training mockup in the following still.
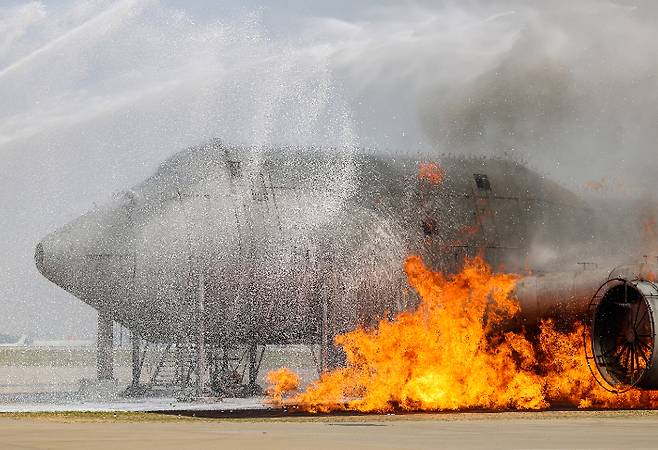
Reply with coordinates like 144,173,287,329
35,139,658,394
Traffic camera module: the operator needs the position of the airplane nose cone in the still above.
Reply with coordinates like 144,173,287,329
35,196,136,295
34,234,74,288
34,242,46,277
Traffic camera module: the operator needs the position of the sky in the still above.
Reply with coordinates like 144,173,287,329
1,0,657,338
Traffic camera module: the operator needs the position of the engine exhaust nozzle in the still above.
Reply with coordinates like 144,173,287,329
590,279,658,390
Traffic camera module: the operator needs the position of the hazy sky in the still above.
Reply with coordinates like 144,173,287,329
1,0,657,338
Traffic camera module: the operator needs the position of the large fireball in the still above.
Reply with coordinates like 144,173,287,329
267,256,658,412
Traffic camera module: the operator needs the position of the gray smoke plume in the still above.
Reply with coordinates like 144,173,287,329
417,1,658,195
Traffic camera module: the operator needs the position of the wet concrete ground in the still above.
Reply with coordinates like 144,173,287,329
2,348,658,449
1,410,658,450
0,346,316,413
0,394,267,413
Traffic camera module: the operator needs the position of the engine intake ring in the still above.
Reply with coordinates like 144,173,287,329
589,279,658,390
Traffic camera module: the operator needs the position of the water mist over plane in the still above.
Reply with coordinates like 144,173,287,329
2,0,658,339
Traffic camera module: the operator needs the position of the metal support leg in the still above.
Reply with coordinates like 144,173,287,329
97,309,114,381
131,332,141,387
248,342,258,386
320,289,329,373
196,272,208,395
246,342,265,396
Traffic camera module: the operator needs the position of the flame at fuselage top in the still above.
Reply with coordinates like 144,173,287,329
266,256,658,413
417,163,445,185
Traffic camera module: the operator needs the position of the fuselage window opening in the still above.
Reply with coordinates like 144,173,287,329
251,172,269,201
473,174,491,191
226,160,242,178
422,218,437,236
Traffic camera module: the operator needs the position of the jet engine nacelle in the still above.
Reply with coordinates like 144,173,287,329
515,263,658,390
590,278,658,389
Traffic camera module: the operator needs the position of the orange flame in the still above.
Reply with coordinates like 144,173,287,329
458,221,481,238
585,177,608,192
265,368,300,402
418,163,444,184
266,256,658,412
642,214,658,252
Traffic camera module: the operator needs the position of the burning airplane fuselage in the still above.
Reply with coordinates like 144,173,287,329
35,140,658,390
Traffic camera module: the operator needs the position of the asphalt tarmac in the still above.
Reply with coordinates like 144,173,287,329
1,410,658,450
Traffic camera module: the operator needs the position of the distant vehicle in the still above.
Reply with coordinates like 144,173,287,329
0,334,31,347
0,334,92,348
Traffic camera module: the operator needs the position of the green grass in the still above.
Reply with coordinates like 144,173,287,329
0,411,202,422
0,345,317,368
0,348,133,367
